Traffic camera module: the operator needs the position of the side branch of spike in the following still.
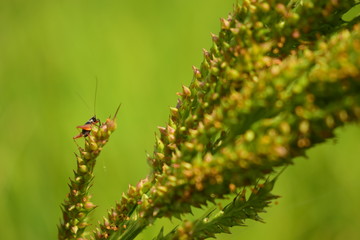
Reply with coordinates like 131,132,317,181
59,106,119,239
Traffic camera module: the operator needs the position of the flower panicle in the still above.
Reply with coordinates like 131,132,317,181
93,1,360,239
58,109,119,240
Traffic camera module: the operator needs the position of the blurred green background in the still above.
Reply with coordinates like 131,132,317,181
0,0,359,239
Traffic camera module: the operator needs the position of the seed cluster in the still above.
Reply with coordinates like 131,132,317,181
93,1,360,239
58,117,118,240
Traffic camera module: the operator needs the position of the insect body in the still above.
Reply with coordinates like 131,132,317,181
73,116,100,139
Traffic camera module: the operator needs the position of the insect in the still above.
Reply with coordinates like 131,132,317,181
73,116,100,139
73,79,100,139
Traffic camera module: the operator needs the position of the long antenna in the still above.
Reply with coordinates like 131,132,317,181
94,77,98,117
75,92,91,112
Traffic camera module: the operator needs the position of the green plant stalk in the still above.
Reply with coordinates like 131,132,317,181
92,1,360,239
58,112,119,240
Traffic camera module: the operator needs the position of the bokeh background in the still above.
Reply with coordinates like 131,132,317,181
0,0,359,239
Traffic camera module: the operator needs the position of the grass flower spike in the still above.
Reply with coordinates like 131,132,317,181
93,1,360,239
58,105,120,240
57,1,360,239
